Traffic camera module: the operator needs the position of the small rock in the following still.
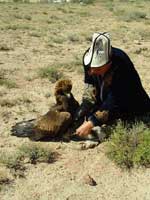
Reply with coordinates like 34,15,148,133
83,174,97,186
45,93,51,98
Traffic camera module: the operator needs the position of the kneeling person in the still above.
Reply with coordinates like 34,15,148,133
75,32,150,139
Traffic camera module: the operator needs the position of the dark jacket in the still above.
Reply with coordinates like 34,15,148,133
79,47,150,126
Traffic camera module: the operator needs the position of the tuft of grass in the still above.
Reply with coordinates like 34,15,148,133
107,120,150,168
5,24,31,31
29,31,41,37
0,44,13,51
0,167,13,191
0,152,24,173
50,36,66,44
0,79,17,89
64,58,83,73
68,34,80,43
0,144,59,178
0,99,17,108
0,96,31,108
121,11,147,22
13,13,23,19
19,143,59,164
72,0,95,4
23,15,32,21
38,66,64,83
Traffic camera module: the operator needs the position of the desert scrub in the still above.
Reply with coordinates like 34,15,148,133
0,167,13,191
107,121,150,168
0,79,17,89
120,11,147,22
50,59,82,74
68,33,80,43
0,144,59,177
0,152,24,171
38,66,64,83
19,143,59,164
0,44,13,51
71,0,96,4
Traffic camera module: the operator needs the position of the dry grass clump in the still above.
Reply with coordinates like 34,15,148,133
0,144,59,180
0,144,59,167
0,151,25,179
0,152,23,171
0,96,32,108
107,119,150,169
0,79,17,89
0,69,17,89
38,66,64,83
71,0,96,4
42,58,82,75
0,99,18,108
119,11,147,22
68,33,80,43
0,167,13,191
0,44,13,51
103,0,149,22
0,71,17,89
18,143,59,164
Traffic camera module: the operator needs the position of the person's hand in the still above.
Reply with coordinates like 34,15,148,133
76,121,94,137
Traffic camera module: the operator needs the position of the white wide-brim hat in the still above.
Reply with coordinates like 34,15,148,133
83,32,112,68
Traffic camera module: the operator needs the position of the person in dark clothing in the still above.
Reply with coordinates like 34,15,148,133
75,32,150,137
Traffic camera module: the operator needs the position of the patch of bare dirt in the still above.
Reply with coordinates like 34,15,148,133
0,1,150,200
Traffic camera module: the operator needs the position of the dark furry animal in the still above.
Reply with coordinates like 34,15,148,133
11,79,79,141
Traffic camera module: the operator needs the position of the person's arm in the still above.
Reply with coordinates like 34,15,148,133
74,65,97,120
88,91,117,126
76,92,118,137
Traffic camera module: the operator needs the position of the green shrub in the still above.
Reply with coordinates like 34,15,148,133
19,143,59,164
0,144,59,179
107,121,150,168
57,58,82,73
38,66,64,83
0,79,17,89
0,152,23,171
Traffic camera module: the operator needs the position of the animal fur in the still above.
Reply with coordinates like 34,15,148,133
11,79,79,141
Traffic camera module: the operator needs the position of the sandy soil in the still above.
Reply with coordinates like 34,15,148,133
0,1,150,199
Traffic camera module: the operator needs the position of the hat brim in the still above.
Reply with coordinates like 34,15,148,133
83,33,111,68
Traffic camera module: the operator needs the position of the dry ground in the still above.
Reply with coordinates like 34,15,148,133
0,1,150,199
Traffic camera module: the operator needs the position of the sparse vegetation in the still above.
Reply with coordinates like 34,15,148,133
0,0,150,198
103,0,149,22
0,151,24,172
107,120,150,168
19,143,59,164
38,66,64,83
0,144,59,181
29,31,41,37
68,33,80,43
0,168,13,191
72,0,96,4
0,98,17,107
0,44,13,51
0,79,17,89
119,11,147,22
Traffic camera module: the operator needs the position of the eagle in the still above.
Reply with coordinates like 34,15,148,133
11,79,79,141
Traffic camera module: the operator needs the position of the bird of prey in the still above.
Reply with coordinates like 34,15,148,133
11,79,79,141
